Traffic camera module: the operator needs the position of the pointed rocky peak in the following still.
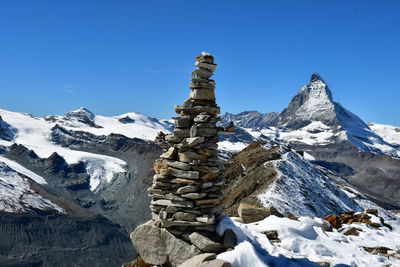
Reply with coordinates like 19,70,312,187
63,107,102,128
310,72,324,83
277,73,336,129
66,107,95,120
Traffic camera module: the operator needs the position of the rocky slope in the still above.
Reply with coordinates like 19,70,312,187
217,141,400,266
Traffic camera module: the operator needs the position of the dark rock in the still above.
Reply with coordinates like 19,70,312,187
222,229,237,249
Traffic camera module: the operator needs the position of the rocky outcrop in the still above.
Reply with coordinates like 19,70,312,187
0,115,15,141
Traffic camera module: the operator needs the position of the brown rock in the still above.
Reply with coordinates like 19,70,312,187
366,209,378,216
182,192,207,199
178,151,207,163
238,203,282,224
171,178,202,185
160,147,178,160
342,227,362,236
176,185,200,194
323,215,342,229
190,89,215,101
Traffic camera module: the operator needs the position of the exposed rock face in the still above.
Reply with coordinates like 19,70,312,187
0,115,15,141
220,111,279,129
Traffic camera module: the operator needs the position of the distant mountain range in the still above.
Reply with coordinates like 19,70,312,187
0,72,399,266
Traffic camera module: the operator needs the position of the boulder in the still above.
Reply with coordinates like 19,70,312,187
188,232,224,253
130,221,201,266
178,253,216,267
238,203,282,224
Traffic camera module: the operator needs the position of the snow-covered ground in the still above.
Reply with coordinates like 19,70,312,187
369,122,400,147
0,108,168,190
217,212,400,267
0,161,63,213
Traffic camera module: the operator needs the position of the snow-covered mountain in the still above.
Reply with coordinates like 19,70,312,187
0,107,171,192
220,73,400,208
219,141,400,266
369,122,400,149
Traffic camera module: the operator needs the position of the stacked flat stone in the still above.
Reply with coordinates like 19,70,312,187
149,52,222,233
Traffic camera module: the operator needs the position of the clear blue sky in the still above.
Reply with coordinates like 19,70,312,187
0,0,399,125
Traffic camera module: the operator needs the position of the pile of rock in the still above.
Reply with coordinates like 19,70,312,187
149,52,225,234
129,53,235,267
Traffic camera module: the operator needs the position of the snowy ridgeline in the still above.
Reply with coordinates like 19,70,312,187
0,107,173,191
216,212,400,267
258,147,363,218
0,161,63,213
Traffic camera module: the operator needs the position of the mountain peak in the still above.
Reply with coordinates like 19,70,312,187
310,72,324,83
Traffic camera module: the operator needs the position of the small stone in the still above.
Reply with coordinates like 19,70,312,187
183,137,205,147
190,124,198,137
194,114,211,123
174,105,220,116
177,253,216,267
181,192,207,200
165,205,179,214
190,89,215,101
196,199,220,206
166,160,192,171
159,210,168,220
165,134,183,143
362,246,392,255
195,61,217,72
190,81,216,90
151,199,193,208
178,151,207,163
222,229,237,249
169,167,200,179
161,220,210,228
189,232,224,253
174,128,191,138
176,185,200,194
182,192,207,199
171,178,202,185
262,230,280,242
201,259,231,267
366,209,378,216
323,215,342,229
196,215,215,224
342,227,362,236
172,212,197,221
160,147,178,160
175,117,192,128
192,68,213,79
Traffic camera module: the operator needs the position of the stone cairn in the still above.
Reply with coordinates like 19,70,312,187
150,52,231,234
129,53,235,267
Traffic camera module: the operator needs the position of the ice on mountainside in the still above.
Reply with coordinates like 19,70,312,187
0,161,63,213
0,108,173,191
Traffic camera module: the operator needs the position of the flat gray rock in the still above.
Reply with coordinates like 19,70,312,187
189,232,224,253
